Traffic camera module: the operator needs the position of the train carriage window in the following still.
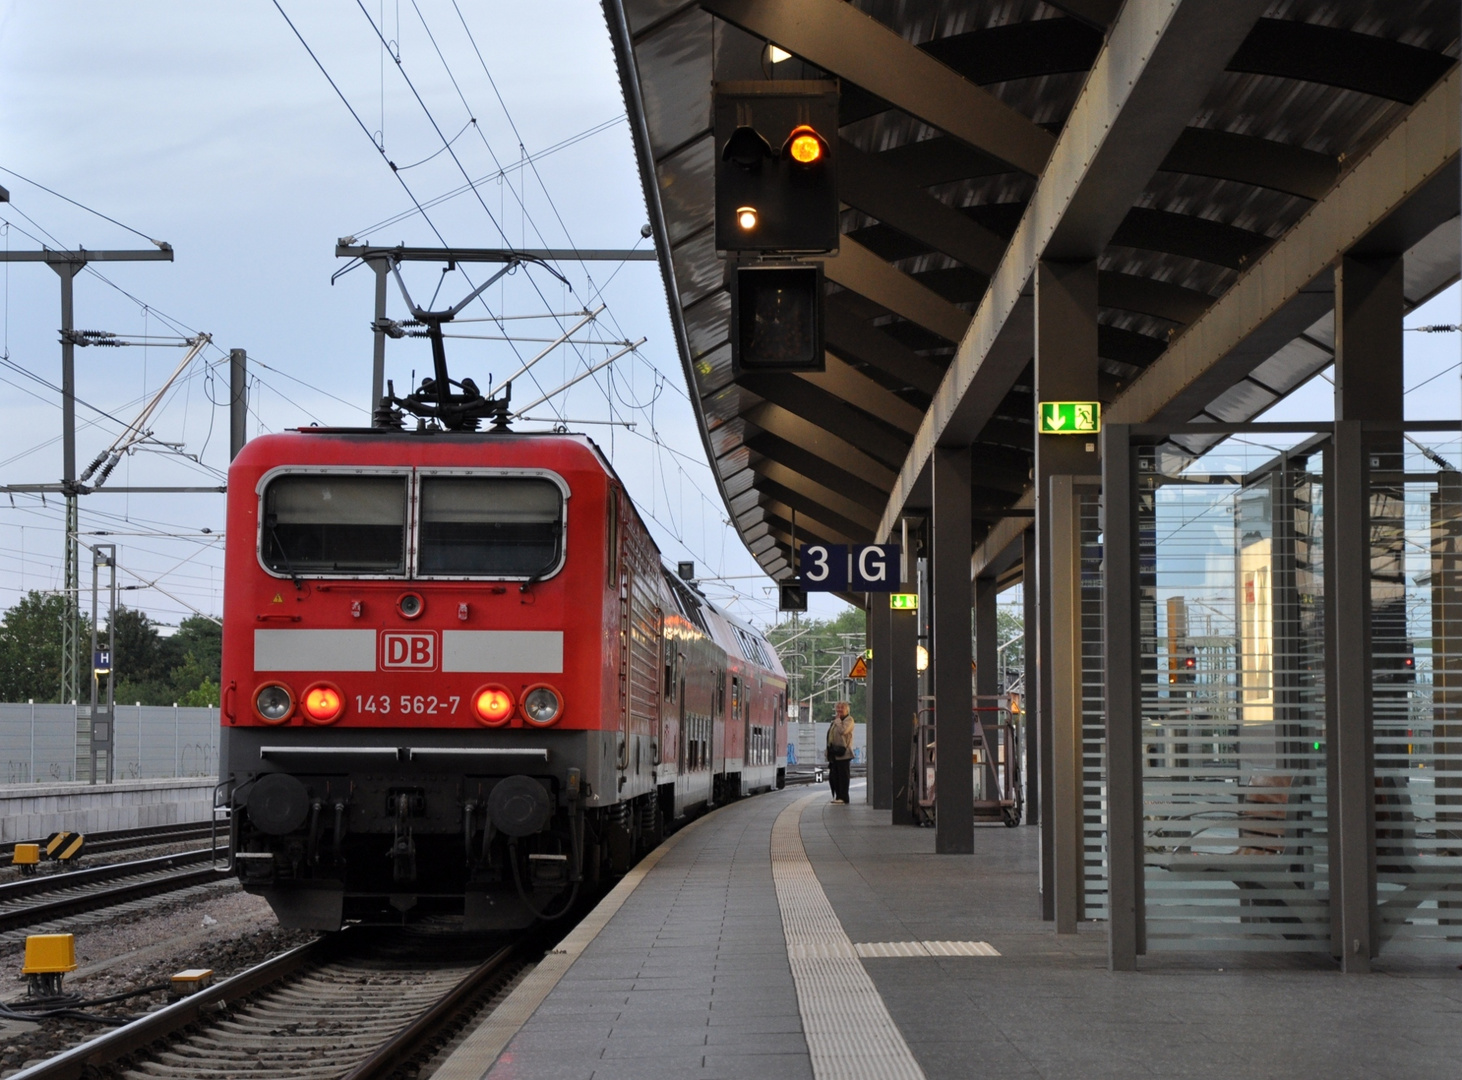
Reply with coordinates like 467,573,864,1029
417,477,563,577
262,475,407,575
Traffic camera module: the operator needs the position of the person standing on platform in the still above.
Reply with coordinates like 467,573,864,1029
826,701,855,804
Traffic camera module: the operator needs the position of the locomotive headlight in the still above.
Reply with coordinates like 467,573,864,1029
521,685,562,727
301,683,344,724
254,683,294,724
473,684,514,727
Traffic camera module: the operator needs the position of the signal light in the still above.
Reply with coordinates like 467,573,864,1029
736,206,759,231
784,125,825,165
301,683,344,724
714,82,838,253
722,125,773,172
731,263,825,375
473,684,514,727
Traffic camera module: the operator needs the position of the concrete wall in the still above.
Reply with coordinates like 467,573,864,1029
0,776,216,844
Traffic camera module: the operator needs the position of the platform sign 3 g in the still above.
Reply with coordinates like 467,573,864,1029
798,543,902,592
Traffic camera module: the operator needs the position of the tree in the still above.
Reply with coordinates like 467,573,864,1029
111,608,168,683
0,591,77,703
111,609,223,706
766,604,868,725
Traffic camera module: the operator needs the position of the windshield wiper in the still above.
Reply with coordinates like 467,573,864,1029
267,521,304,591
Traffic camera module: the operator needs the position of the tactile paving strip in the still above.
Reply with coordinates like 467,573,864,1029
854,940,1000,958
773,794,926,1080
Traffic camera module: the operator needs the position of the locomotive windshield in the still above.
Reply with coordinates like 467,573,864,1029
417,476,563,577
262,475,407,574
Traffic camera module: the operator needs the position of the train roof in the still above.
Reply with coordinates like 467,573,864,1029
662,565,784,679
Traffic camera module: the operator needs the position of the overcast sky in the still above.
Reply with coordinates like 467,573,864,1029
0,0,796,631
0,2,1457,639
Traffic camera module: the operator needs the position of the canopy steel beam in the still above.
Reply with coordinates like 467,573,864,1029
738,402,898,489
698,0,1055,176
735,378,911,471
742,430,891,509
1108,65,1460,425
875,0,1275,542
1098,272,1214,326
747,459,883,532
825,300,946,397
746,480,874,542
796,353,925,435
820,237,972,345
1159,127,1339,202
839,141,1006,275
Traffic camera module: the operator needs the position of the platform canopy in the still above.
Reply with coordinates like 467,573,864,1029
604,0,1460,586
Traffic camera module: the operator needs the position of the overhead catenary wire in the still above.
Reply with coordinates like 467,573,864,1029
262,4,775,614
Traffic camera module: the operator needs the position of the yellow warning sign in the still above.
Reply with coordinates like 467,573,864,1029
272,593,284,604
848,655,868,679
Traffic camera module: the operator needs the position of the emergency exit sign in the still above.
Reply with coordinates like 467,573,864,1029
889,593,918,610
1038,401,1100,435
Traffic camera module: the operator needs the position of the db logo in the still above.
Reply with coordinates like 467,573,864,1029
381,631,437,670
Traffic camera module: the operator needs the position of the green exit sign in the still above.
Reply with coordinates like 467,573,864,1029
890,593,918,610
1038,401,1100,435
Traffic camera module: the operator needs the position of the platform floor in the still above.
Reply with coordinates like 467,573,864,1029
437,781,1462,1080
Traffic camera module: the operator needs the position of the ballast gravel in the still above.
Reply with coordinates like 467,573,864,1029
0,886,315,1078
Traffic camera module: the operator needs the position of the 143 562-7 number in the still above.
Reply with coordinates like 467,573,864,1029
354,694,461,715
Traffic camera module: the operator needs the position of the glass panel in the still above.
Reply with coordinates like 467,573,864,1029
262,475,406,574
1139,437,1330,951
418,477,562,576
1370,436,1462,954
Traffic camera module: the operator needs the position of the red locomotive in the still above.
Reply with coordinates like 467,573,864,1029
220,426,787,929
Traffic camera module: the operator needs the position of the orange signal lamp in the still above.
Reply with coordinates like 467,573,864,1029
473,685,514,726
736,206,758,231
785,125,825,165
301,683,344,724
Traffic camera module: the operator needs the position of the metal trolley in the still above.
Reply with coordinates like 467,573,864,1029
910,695,1022,828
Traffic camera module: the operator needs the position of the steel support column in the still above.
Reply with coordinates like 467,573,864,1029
1102,424,1144,969
370,258,389,412
1049,474,1085,932
974,573,1000,812
868,597,893,809
229,349,248,461
1035,259,1101,919
890,594,919,825
55,261,80,709
1331,421,1377,971
1329,252,1402,970
1335,255,1404,424
1023,527,1040,839
933,447,975,853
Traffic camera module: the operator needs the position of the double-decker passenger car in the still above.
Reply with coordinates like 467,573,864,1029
220,428,786,929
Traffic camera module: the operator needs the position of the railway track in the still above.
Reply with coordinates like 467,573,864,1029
0,850,231,937
14,928,530,1080
1,823,215,868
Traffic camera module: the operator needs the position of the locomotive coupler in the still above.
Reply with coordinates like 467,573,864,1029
389,794,416,882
